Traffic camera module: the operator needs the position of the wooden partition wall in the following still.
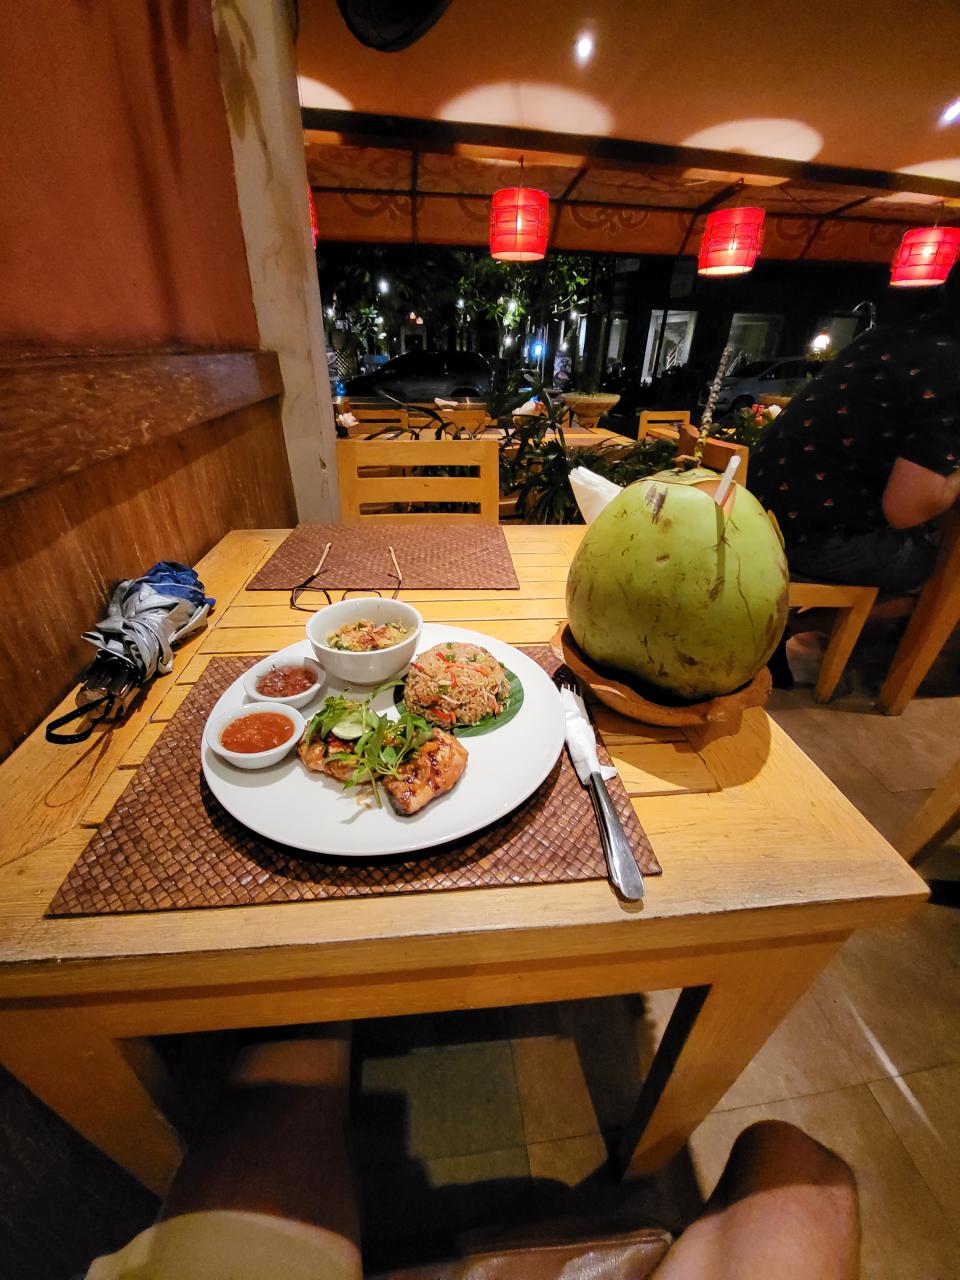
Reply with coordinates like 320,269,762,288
0,352,296,759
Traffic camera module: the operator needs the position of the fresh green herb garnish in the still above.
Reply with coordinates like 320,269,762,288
304,687,435,807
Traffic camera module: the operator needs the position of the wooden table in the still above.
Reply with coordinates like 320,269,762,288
0,527,926,1196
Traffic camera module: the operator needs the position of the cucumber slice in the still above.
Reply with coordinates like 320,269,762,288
330,710,369,741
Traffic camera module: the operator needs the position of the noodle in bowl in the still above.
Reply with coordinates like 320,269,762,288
404,642,510,728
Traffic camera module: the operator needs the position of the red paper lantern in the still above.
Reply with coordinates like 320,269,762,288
308,186,319,249
698,207,766,277
489,187,549,261
889,226,960,288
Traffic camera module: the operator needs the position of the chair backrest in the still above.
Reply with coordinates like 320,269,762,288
676,423,749,484
337,438,500,524
340,399,408,436
638,410,691,442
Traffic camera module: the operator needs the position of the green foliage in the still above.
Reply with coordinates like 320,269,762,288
713,403,780,449
511,437,677,525
304,685,435,807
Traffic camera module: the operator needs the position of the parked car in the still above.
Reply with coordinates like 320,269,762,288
706,356,822,415
344,351,491,401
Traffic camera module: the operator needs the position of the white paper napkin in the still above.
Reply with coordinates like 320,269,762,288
515,397,542,417
560,686,618,785
569,466,623,524
435,396,458,408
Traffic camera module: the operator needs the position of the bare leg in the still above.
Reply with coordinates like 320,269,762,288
159,1025,359,1248
653,1121,859,1280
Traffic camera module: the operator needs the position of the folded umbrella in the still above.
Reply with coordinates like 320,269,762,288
83,561,214,680
47,562,214,743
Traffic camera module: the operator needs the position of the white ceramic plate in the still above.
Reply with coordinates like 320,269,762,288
201,625,565,858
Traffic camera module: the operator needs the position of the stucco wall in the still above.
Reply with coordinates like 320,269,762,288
0,0,258,355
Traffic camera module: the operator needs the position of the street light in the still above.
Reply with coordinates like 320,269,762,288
507,298,518,313
378,278,389,294
325,306,335,319
811,333,831,353
457,298,465,309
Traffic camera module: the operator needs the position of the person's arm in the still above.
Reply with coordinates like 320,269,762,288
882,458,960,529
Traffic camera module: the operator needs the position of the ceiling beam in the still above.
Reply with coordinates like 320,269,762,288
307,183,927,229
302,108,960,202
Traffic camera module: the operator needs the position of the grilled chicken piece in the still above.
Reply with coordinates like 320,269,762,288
298,733,357,782
383,729,468,816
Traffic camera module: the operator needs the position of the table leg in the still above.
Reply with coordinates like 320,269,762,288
617,937,839,1178
877,512,960,716
0,1008,184,1196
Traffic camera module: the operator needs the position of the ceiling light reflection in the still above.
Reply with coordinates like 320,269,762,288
439,82,612,137
297,77,353,111
940,98,960,126
681,117,822,186
879,158,960,204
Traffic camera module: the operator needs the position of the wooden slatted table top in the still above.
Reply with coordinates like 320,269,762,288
0,526,926,997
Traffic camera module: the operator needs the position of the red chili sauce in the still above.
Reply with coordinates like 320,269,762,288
255,664,316,698
221,712,294,754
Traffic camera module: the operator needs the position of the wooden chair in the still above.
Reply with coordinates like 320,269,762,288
336,437,500,524
638,409,692,443
338,398,408,436
877,509,960,715
895,752,960,866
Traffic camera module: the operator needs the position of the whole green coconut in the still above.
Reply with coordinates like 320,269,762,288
566,468,789,699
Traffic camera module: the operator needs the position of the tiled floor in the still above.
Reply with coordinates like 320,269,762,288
353,629,960,1278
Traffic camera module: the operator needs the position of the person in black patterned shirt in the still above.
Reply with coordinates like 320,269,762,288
751,269,960,594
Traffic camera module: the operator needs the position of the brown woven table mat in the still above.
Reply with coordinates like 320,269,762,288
247,523,519,591
49,649,659,918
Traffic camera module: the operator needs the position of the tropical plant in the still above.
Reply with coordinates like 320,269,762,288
715,401,782,449
511,436,677,525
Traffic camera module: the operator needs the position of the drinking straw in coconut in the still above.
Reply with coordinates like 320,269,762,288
712,455,741,507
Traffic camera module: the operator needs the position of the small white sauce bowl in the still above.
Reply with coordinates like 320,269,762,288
206,702,305,771
306,597,422,685
242,654,325,708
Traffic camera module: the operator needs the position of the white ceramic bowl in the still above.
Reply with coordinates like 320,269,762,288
206,702,305,771
306,597,422,685
241,654,325,709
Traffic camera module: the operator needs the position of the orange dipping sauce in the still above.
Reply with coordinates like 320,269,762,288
221,712,294,754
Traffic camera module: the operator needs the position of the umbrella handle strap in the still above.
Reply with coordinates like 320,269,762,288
45,692,116,744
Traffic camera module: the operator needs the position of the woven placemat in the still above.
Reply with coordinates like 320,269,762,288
247,523,519,591
48,649,659,918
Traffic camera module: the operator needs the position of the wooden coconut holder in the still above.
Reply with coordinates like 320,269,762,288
551,624,771,747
